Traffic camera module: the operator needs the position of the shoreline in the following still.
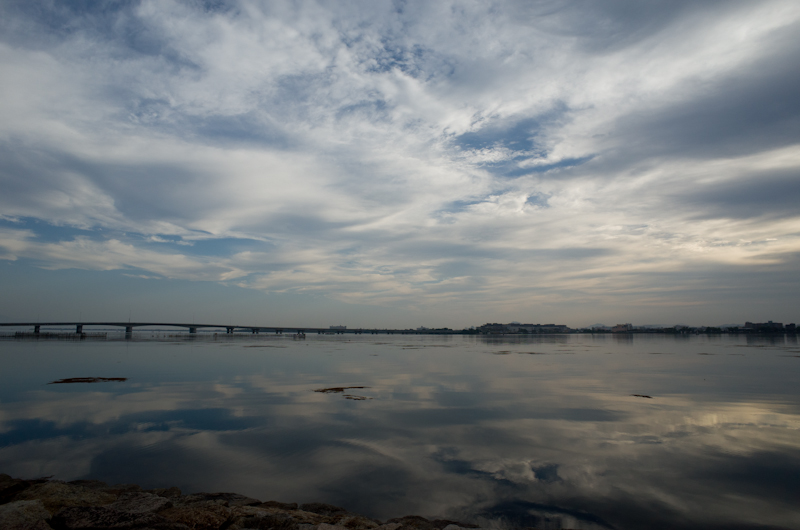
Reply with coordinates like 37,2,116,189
0,474,484,530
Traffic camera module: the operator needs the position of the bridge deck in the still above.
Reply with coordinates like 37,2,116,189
0,322,447,334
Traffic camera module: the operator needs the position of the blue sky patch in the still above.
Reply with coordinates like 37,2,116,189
455,117,544,153
0,217,100,243
0,217,271,258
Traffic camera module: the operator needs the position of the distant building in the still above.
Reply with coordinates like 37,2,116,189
518,324,570,333
744,321,783,333
612,323,633,333
477,323,571,334
477,323,509,334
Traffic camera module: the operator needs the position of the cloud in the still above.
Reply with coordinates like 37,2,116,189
0,0,799,324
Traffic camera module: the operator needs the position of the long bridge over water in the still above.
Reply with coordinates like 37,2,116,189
0,322,450,335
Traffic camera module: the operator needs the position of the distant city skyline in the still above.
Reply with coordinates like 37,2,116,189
1,1,799,328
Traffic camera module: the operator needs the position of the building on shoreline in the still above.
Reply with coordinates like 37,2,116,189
743,321,784,333
476,323,571,334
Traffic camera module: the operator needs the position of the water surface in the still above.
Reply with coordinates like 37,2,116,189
1,333,799,529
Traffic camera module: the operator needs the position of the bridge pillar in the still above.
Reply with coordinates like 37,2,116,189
251,328,258,334
125,326,133,334
226,327,234,334
34,325,40,334
76,324,83,334
189,327,197,334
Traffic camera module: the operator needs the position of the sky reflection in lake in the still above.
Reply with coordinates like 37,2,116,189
1,334,799,530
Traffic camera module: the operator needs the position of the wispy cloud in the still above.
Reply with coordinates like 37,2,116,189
1,0,798,325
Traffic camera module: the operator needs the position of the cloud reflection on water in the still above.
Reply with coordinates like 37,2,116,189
0,335,799,529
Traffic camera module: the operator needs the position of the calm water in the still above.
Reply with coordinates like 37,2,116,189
1,333,799,529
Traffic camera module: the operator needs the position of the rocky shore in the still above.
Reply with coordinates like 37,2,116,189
0,474,483,530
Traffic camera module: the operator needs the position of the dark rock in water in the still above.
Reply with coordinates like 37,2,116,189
313,387,368,394
48,378,127,384
299,503,349,516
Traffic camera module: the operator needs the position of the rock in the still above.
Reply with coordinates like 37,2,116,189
158,503,232,530
0,473,20,493
0,499,52,530
228,512,298,529
385,516,434,530
178,492,260,507
0,474,36,504
51,505,185,529
260,501,299,510
317,524,347,530
149,487,182,499
14,482,117,514
68,480,142,496
0,475,481,530
336,515,381,529
434,522,479,529
109,491,172,514
212,492,260,507
299,503,348,517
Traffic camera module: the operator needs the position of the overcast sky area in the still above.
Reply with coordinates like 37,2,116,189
1,0,799,328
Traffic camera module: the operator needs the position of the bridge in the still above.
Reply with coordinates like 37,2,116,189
0,322,446,335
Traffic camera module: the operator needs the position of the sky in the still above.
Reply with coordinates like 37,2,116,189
0,0,799,329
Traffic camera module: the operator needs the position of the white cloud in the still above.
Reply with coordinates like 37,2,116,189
1,0,799,324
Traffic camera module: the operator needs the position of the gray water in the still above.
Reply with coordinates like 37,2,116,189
1,333,799,529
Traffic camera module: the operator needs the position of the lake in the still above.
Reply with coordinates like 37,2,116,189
1,333,799,529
